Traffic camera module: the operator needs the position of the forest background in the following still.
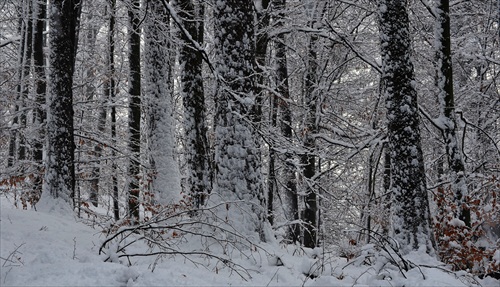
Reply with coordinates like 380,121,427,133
0,0,499,281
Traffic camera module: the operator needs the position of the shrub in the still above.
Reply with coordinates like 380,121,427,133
433,177,499,277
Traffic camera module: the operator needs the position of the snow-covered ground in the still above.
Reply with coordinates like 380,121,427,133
1,196,499,286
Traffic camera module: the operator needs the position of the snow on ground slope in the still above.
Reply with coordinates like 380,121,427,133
1,197,499,286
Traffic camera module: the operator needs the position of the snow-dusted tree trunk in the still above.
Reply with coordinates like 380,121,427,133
274,0,299,243
271,0,300,243
378,0,435,254
44,0,80,206
213,0,264,240
177,0,211,208
144,0,181,205
127,0,141,222
435,0,470,227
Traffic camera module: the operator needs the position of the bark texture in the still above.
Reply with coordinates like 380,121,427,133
44,0,80,206
379,0,435,254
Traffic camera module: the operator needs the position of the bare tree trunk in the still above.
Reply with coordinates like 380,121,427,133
268,81,277,225
435,0,470,227
273,0,299,243
32,0,47,201
105,0,119,221
302,32,319,249
17,2,32,166
127,0,141,222
250,0,274,225
252,0,270,124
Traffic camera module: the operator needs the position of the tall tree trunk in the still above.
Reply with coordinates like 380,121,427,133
127,0,141,222
32,0,47,201
178,0,211,209
253,0,273,225
300,0,329,249
252,0,270,124
379,0,435,254
144,0,181,205
214,0,264,240
84,7,102,208
267,80,277,225
255,0,271,223
435,0,470,227
274,0,299,243
44,0,81,206
302,32,319,248
17,1,32,167
105,0,119,221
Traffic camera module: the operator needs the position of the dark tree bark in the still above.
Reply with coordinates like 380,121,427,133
300,0,329,249
268,76,277,225
253,0,274,224
379,0,435,254
302,33,319,249
32,0,47,201
435,0,470,227
127,0,141,222
178,0,211,208
252,0,270,124
105,0,119,221
17,1,32,167
44,0,81,206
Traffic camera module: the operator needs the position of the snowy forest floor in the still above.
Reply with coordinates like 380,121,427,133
1,195,499,287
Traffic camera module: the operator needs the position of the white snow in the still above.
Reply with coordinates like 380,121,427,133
1,197,498,286
493,250,500,263
448,217,466,227
379,4,387,14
